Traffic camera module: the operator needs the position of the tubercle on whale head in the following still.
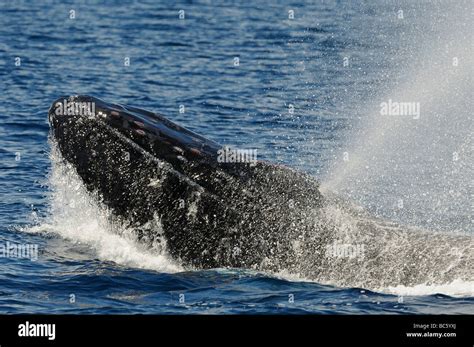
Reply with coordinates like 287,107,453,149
47,95,324,207
48,95,225,167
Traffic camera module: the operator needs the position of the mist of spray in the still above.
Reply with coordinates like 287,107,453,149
321,1,473,233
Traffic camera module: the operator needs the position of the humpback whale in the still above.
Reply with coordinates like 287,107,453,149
48,95,472,289
48,95,325,272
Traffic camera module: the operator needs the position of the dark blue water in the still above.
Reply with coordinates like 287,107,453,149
1,1,472,314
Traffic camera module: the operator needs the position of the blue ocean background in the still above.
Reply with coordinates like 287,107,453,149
0,0,472,314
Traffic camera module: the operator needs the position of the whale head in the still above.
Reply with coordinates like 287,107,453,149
48,95,323,269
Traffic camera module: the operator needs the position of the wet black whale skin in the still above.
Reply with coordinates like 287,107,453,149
48,95,324,270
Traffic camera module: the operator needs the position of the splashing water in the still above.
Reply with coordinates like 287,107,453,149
313,1,474,296
302,199,473,296
2,0,472,317
22,2,473,297
25,141,182,273
320,1,473,233
25,138,473,297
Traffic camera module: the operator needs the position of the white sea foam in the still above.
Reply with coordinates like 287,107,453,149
382,280,474,298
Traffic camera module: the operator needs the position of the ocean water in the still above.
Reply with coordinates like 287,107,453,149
0,0,472,314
